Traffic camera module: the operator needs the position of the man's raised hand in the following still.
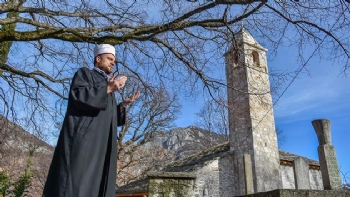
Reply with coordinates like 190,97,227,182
107,74,127,93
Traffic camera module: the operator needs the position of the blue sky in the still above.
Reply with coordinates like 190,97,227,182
165,2,350,183
272,59,350,183
173,44,350,183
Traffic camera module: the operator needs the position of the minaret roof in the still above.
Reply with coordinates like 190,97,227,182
226,27,267,55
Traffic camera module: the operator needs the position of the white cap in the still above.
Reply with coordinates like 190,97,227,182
93,44,115,57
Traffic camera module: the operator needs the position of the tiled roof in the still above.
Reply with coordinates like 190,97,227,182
115,178,148,193
279,149,319,166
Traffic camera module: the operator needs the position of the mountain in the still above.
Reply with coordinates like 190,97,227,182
0,115,54,197
117,126,228,185
158,126,228,160
1,115,228,190
344,183,350,191
0,115,54,154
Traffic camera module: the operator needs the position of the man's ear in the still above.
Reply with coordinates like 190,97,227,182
95,55,101,63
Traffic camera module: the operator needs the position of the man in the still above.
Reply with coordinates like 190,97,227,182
43,44,140,197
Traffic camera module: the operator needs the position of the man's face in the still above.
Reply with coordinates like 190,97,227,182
95,53,116,74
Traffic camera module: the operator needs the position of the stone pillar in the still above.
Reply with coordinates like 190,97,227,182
244,154,254,194
293,157,310,189
311,119,342,190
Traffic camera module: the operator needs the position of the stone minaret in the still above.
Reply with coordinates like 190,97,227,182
225,28,280,196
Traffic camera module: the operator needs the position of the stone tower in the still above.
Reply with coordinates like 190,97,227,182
225,28,280,196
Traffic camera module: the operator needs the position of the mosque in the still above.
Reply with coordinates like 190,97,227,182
115,28,346,197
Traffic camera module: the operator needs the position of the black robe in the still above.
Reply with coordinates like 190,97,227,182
43,67,125,197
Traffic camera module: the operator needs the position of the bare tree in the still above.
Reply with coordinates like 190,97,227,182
1,0,349,133
116,75,180,186
195,98,229,139
0,0,349,191
276,127,287,146
195,98,287,146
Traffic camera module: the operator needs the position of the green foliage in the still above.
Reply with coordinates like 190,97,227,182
0,172,10,196
11,174,32,197
0,149,35,197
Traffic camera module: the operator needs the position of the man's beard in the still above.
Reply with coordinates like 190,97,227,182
103,67,112,75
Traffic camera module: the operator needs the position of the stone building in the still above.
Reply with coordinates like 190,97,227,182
116,142,325,197
115,28,346,197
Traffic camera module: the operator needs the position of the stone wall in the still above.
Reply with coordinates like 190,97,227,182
309,169,323,190
148,172,195,197
173,157,322,197
280,165,295,189
147,157,325,197
280,165,323,190
193,154,234,197
148,178,194,197
184,153,323,196
235,189,350,197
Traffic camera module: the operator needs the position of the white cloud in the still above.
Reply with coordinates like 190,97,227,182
272,57,350,124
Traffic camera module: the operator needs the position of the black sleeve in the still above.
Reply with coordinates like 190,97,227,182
70,68,108,110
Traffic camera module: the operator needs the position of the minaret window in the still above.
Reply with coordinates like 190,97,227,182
252,51,260,67
233,53,238,68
